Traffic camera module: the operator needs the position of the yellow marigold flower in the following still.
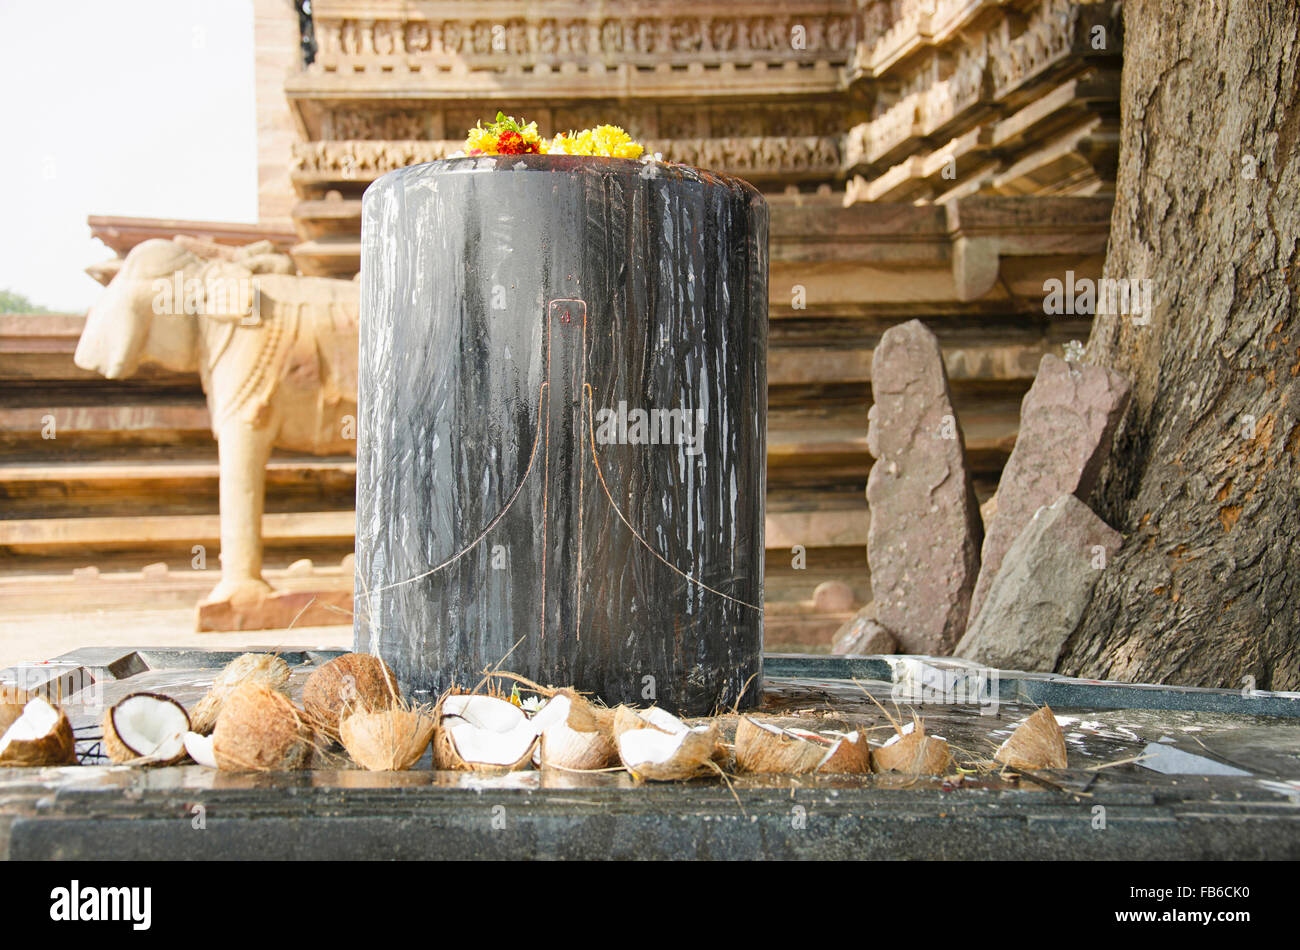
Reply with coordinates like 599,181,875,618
466,125,497,154
543,125,645,159
590,125,644,159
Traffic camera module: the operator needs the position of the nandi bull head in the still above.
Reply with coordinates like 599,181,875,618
75,238,293,379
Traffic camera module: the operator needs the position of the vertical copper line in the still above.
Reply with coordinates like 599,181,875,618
539,306,552,650
575,306,587,641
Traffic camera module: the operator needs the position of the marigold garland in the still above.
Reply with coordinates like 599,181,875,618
464,113,645,160
466,112,543,155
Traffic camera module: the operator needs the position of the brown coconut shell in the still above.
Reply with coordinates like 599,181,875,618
619,722,720,781
871,718,951,776
433,695,537,772
816,731,872,774
302,652,401,743
735,718,827,774
340,707,434,771
536,691,617,771
0,698,76,767
102,692,191,765
994,706,1068,771
189,653,291,735
212,683,314,771
0,686,30,739
611,704,657,738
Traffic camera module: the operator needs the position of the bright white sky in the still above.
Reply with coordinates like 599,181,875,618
0,0,258,312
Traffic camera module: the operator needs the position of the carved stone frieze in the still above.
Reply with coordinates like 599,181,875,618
289,136,841,180
311,10,857,68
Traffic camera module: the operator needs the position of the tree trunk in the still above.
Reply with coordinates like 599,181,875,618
1060,0,1300,690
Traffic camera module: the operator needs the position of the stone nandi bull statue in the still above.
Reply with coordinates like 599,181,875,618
75,237,358,625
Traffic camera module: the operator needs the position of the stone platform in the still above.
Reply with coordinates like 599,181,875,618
2,651,1297,860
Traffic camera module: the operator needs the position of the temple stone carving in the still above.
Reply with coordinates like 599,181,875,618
73,238,359,629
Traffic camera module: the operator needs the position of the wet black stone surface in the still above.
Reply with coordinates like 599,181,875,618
356,155,768,716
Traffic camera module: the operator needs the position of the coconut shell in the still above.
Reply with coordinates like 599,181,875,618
994,706,1068,771
432,721,536,772
619,722,720,781
102,692,191,765
611,704,657,738
735,718,827,774
536,692,617,771
817,731,872,774
189,653,291,735
302,652,400,742
212,683,314,771
0,698,76,767
871,719,951,776
0,686,30,739
340,707,434,771
433,695,537,771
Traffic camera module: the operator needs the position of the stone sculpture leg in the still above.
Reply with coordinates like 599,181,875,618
203,416,276,606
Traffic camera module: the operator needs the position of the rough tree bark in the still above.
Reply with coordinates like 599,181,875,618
1059,0,1300,690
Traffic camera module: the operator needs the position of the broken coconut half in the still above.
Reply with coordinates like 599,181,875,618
103,692,191,765
614,706,720,781
0,696,76,767
994,705,1068,771
0,686,31,747
340,706,435,771
211,682,314,771
872,716,952,776
183,731,218,768
189,652,291,735
434,693,537,771
735,717,871,774
302,652,401,743
529,690,617,771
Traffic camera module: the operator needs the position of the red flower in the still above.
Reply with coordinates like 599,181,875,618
496,130,538,155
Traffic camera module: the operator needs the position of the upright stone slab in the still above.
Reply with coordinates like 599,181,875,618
356,154,768,717
831,606,899,655
866,319,983,654
967,354,1130,627
955,494,1121,671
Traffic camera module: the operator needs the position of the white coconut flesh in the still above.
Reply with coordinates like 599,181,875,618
619,723,710,766
880,721,915,747
0,696,60,754
442,694,537,765
183,731,217,768
111,694,189,761
879,721,946,746
528,694,572,733
638,707,688,734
